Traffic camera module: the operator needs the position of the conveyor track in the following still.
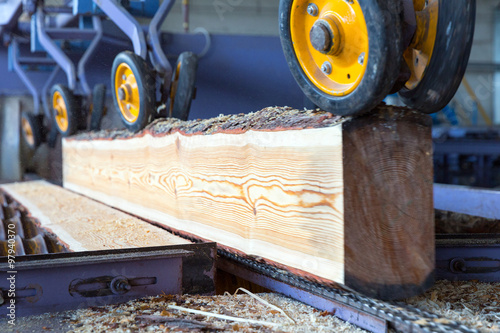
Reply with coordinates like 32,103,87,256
218,250,480,333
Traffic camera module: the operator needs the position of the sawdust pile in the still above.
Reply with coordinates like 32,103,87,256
405,280,500,332
65,293,367,333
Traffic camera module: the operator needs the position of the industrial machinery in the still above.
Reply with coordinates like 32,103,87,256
0,0,197,149
279,0,476,116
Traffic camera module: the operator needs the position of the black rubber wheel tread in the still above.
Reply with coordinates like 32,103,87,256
111,51,156,132
398,0,476,113
90,83,107,131
20,111,43,150
171,51,198,121
51,84,80,137
279,0,404,116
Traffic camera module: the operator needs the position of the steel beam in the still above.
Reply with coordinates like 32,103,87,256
0,243,216,317
434,183,500,219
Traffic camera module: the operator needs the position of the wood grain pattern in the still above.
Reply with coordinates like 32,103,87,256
1,180,191,251
64,126,345,283
62,106,434,299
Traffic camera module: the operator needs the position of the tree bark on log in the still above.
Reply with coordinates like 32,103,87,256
62,105,434,300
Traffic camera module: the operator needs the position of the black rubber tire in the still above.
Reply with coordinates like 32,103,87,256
171,52,198,121
90,83,106,131
20,111,44,150
279,0,404,116
51,84,80,137
111,51,156,132
398,0,476,113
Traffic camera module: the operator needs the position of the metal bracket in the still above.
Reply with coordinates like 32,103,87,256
10,38,42,115
436,234,500,282
0,243,216,317
92,0,147,59
36,7,77,90
77,15,103,97
148,0,174,77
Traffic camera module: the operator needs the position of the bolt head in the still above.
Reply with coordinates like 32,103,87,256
122,74,127,81
321,61,332,75
118,87,126,101
307,3,319,16
358,52,365,65
310,22,332,53
127,104,131,110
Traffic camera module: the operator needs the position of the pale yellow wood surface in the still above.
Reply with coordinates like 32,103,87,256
1,180,191,251
63,127,345,283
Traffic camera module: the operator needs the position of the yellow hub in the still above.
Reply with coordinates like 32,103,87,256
115,63,141,123
169,62,182,116
21,117,35,147
290,0,369,96
404,0,438,90
53,91,69,133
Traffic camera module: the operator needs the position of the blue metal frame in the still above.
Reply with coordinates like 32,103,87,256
35,7,77,90
434,183,500,219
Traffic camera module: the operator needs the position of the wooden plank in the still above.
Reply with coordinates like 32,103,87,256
1,180,191,251
62,106,434,299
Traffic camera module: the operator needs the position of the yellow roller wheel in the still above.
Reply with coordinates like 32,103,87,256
112,51,155,132
20,112,45,150
279,0,403,116
399,0,476,113
51,84,79,137
290,0,368,96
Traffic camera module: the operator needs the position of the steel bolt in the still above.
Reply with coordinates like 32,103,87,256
127,104,131,110
307,3,319,16
450,258,466,273
122,74,127,81
110,276,131,295
310,22,332,53
321,61,332,75
118,87,126,101
358,52,365,65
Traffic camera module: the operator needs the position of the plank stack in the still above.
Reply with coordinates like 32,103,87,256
62,105,434,300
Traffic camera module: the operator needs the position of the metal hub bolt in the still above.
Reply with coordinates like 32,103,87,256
310,22,332,53
307,3,319,16
321,61,332,75
118,87,126,101
122,74,127,81
358,52,365,65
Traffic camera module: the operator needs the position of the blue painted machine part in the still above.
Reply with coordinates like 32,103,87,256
74,0,159,17
92,0,148,59
434,183,500,219
0,0,22,29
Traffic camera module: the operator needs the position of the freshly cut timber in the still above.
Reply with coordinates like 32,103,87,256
1,181,190,252
63,105,434,300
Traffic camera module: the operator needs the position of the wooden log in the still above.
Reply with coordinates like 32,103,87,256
0,181,191,251
62,106,434,299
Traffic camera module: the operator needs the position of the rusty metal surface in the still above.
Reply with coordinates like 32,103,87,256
0,243,216,317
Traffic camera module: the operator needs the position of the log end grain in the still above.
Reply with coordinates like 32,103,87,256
343,106,434,299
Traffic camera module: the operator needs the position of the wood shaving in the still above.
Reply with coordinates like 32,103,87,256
405,280,500,332
63,293,368,332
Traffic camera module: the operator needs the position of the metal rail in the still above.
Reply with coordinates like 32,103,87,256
436,234,500,282
0,243,216,317
217,250,480,333
434,184,500,219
